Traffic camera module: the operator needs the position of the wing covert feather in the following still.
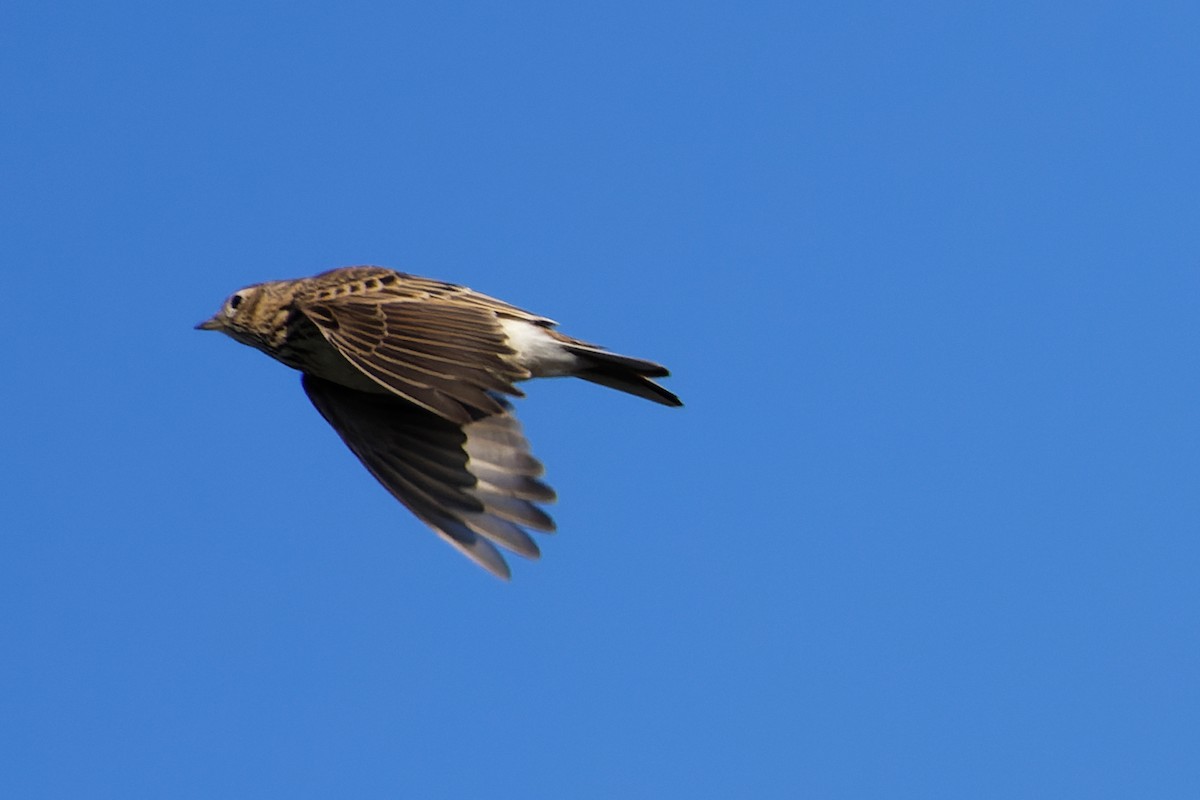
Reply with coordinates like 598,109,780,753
298,292,532,424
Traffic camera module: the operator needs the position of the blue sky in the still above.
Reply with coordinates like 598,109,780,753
2,1,1198,797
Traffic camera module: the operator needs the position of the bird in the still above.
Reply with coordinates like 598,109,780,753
196,265,681,578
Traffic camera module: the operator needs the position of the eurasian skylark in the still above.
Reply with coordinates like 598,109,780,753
197,266,681,578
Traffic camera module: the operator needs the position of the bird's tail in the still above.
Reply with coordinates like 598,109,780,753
561,343,682,407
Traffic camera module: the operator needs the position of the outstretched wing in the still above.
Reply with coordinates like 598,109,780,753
294,267,549,425
297,296,528,424
302,374,557,579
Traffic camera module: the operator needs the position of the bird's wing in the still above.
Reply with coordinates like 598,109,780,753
295,270,541,424
302,374,556,579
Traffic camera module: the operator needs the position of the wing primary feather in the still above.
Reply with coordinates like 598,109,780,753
300,374,555,578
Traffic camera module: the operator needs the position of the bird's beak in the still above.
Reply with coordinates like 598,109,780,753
195,316,223,331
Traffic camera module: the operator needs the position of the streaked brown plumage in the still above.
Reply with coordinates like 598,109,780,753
196,265,681,578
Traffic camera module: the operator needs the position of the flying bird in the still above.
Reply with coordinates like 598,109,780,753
196,266,681,578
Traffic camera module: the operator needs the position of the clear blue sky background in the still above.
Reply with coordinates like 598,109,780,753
2,2,1197,797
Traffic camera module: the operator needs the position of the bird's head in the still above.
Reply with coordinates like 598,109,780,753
195,282,285,352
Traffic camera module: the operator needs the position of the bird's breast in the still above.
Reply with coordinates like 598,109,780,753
274,316,390,393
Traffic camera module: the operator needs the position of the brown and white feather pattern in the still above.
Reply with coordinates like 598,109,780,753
302,374,555,579
197,265,681,578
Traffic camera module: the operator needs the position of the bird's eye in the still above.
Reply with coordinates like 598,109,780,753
227,293,244,313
